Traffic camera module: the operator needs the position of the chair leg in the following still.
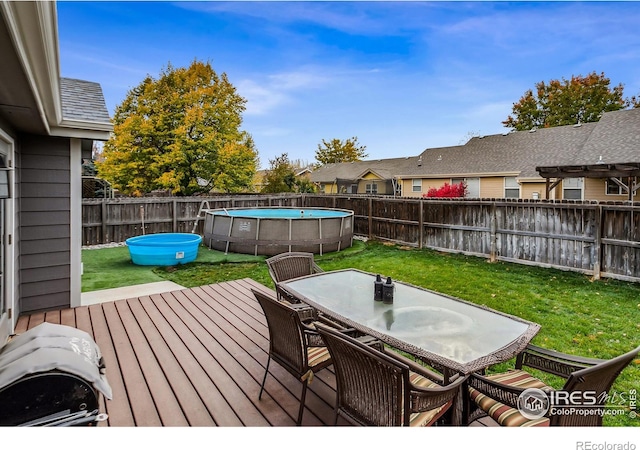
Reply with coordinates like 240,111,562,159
259,357,271,400
297,379,309,426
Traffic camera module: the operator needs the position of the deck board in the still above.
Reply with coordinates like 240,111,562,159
14,278,346,427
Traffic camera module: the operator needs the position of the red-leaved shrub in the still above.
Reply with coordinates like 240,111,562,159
423,182,467,198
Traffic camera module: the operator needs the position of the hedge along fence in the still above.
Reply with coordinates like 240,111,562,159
82,194,640,283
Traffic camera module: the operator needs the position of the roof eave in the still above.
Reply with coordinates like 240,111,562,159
2,1,62,133
51,119,113,141
396,171,521,179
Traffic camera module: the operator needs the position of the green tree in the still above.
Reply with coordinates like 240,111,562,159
294,178,316,193
261,153,297,193
315,137,368,166
261,153,316,193
503,72,634,131
98,60,258,196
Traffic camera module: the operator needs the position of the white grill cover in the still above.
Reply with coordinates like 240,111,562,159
0,322,112,399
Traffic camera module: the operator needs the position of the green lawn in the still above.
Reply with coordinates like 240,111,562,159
81,239,640,426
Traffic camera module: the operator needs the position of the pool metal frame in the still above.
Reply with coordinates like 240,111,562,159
202,207,354,256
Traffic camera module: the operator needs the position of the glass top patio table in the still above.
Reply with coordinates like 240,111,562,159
278,269,540,377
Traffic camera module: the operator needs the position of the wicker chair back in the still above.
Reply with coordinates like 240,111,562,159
551,345,640,426
266,252,323,285
316,323,466,426
252,288,333,425
253,289,308,377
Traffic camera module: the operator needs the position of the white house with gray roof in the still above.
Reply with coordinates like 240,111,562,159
0,1,112,344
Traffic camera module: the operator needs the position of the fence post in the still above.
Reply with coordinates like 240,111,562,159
172,199,178,232
489,202,497,262
593,204,602,280
418,200,424,249
368,197,373,240
101,200,107,245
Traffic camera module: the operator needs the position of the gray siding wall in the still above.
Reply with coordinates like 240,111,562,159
18,134,71,313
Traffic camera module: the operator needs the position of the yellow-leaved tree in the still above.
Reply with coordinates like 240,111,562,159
98,60,258,196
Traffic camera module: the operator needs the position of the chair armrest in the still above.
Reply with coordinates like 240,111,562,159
288,302,317,321
275,284,302,304
381,348,446,385
468,372,553,411
311,262,324,273
517,344,606,378
313,314,358,335
303,316,359,346
302,326,326,348
354,335,385,352
410,374,468,413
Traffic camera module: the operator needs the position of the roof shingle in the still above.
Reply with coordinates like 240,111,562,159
60,77,111,124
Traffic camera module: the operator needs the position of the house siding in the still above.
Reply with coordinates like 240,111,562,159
18,134,72,313
324,182,338,194
477,177,504,198
584,177,637,201
357,173,393,195
401,177,450,198
520,182,547,200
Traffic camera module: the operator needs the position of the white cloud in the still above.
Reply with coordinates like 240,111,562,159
237,68,333,115
61,48,151,77
236,79,289,116
176,1,424,36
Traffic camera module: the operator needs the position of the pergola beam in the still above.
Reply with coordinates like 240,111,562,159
537,162,640,201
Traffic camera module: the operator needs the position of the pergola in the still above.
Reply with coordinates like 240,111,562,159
536,162,640,201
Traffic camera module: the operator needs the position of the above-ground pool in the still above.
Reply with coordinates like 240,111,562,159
126,233,203,266
203,207,354,256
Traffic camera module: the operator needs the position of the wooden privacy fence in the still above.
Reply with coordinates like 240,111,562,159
82,194,640,282
81,195,304,245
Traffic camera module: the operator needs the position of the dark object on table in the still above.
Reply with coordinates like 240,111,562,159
382,276,394,304
374,274,384,301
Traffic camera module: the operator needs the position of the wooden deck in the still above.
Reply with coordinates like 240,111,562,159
15,278,349,427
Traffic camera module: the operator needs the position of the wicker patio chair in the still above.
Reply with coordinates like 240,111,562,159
266,252,325,321
251,288,337,426
266,252,323,300
467,343,640,426
315,322,468,427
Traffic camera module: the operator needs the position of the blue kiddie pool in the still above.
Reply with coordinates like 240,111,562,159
125,233,203,266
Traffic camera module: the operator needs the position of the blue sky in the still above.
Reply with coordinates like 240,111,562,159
57,1,640,169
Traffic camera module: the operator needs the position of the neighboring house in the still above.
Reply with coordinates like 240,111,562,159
398,121,599,200
399,108,640,201
310,157,416,195
295,166,313,181
312,108,640,201
0,2,112,343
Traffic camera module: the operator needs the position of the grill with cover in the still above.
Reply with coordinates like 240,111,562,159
0,322,112,426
